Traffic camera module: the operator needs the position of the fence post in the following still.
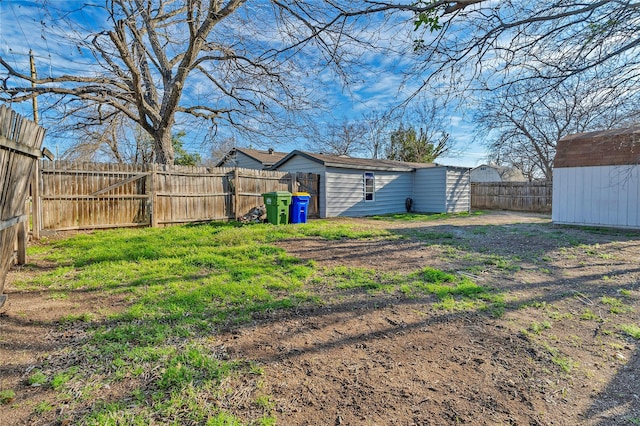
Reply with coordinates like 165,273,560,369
17,220,27,265
234,168,240,220
32,160,41,240
149,164,158,228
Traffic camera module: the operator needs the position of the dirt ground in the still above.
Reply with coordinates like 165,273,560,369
2,211,640,425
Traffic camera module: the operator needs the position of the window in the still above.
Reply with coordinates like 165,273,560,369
364,172,375,201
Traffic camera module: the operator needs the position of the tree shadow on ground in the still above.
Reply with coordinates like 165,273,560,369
3,215,640,424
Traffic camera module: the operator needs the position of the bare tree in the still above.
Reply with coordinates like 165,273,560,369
361,109,397,159
1,1,492,165
476,75,640,180
4,0,637,167
206,136,238,166
308,119,368,156
0,1,346,164
407,1,640,95
60,111,155,164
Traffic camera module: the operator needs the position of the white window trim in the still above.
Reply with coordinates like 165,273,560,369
364,172,375,202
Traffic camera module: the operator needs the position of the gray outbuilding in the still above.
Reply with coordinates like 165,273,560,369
272,150,470,218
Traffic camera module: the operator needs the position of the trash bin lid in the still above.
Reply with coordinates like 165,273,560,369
292,192,310,196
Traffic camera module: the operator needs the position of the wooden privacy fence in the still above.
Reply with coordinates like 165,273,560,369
38,161,319,231
471,181,552,213
0,106,46,307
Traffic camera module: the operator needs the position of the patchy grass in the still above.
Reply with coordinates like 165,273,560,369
620,324,640,340
543,343,577,373
27,370,48,387
580,309,601,321
0,390,16,405
10,217,640,424
601,296,634,315
529,321,552,334
480,254,521,271
13,220,504,424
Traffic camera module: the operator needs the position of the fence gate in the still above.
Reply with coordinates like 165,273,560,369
294,172,320,218
0,106,46,308
36,163,321,232
39,161,151,231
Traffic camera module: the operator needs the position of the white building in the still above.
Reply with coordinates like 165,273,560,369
470,164,527,183
553,127,640,229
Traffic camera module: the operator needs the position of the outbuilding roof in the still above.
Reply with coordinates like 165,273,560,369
555,127,640,168
272,150,438,172
216,147,288,167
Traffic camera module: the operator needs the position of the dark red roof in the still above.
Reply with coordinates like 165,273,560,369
555,127,640,168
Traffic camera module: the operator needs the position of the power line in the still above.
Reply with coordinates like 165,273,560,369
10,3,32,51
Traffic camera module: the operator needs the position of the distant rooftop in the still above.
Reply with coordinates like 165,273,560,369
273,150,440,172
216,147,288,167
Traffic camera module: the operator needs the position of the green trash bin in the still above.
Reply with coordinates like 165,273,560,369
262,191,292,225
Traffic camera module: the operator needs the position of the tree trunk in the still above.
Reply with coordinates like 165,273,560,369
153,129,175,165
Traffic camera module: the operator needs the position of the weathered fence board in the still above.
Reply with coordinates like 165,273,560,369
37,162,320,231
40,161,150,231
0,106,46,307
471,181,552,213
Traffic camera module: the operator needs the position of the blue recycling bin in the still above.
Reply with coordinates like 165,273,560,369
290,192,311,224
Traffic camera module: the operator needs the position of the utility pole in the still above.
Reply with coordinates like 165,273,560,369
29,50,41,240
29,50,39,125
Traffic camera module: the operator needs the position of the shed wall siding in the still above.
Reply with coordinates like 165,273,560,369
218,153,264,169
235,153,266,170
412,168,446,212
445,169,471,213
325,168,412,217
273,156,328,217
552,165,640,228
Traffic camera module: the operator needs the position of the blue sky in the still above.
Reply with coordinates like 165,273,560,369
0,0,488,167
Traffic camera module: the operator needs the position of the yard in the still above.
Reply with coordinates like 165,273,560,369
1,211,639,425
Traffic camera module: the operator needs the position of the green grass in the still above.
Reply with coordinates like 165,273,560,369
34,401,54,414
405,267,505,315
0,389,15,405
13,220,504,423
620,324,640,339
601,296,634,314
552,355,576,373
530,321,552,334
580,309,600,321
28,370,48,386
11,221,424,424
315,265,504,315
321,266,399,292
542,343,577,373
51,367,79,390
481,254,521,271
